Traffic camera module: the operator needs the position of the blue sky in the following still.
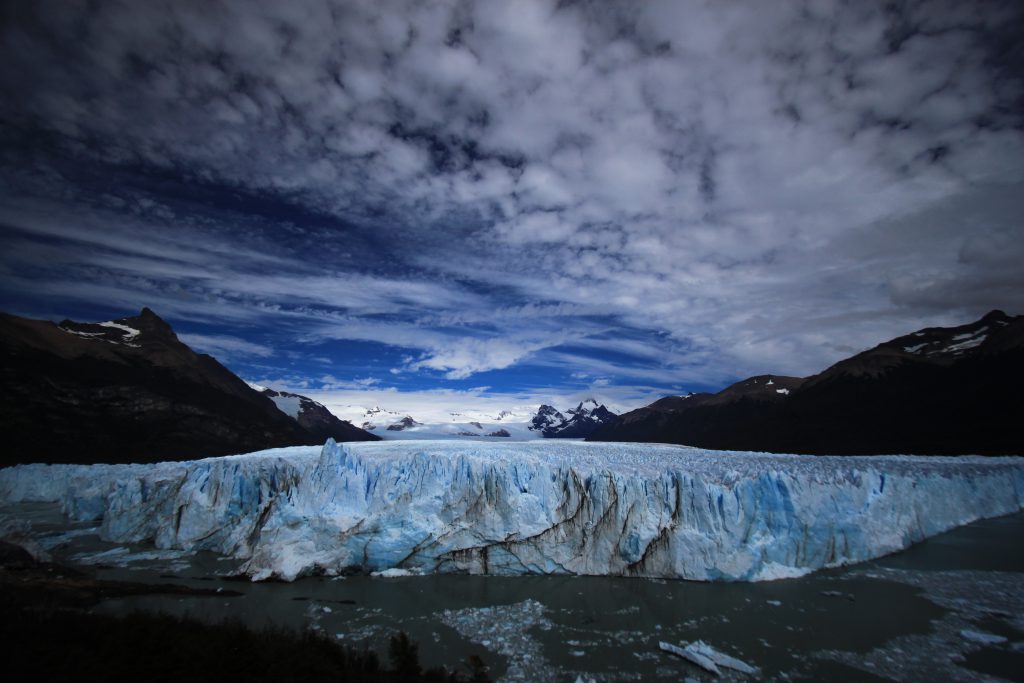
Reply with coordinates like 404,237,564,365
1,1,1023,419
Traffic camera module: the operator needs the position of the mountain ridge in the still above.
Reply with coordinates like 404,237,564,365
0,308,378,466
588,310,1024,455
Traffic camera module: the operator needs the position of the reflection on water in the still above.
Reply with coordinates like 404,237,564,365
5,503,1023,682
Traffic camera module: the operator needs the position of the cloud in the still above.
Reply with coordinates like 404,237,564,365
178,333,274,360
407,334,570,380
1,0,1023,391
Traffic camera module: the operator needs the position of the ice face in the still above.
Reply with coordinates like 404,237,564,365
1,441,1021,582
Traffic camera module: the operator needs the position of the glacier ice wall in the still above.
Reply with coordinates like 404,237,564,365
1,441,1022,582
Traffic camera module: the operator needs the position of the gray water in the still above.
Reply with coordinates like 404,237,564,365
8,504,1024,682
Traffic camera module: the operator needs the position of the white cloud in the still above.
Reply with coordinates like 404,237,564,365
178,333,274,360
1,0,1023,393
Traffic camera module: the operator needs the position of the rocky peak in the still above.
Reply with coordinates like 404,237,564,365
529,400,618,438
529,404,565,431
386,416,420,431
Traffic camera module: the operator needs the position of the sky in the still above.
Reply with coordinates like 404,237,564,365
1,0,1023,421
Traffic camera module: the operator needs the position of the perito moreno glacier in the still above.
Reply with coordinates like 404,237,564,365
2,440,1022,582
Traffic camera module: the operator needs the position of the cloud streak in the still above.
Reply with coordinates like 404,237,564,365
1,0,1022,396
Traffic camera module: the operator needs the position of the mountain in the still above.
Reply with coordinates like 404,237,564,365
529,399,618,438
358,407,422,433
385,416,420,432
248,384,373,444
529,404,565,433
589,310,1024,455
0,308,377,466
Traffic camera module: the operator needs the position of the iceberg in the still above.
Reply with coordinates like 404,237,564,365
659,641,721,675
1,440,1022,582
659,639,760,676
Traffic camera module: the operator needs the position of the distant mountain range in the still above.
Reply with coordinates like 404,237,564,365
529,399,618,438
353,400,617,440
589,310,1023,455
0,308,377,466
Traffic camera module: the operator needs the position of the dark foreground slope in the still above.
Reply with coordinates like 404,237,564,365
0,542,487,683
589,311,1024,455
0,308,377,466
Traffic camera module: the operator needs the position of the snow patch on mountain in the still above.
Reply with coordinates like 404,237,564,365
59,318,142,348
3,441,1019,583
268,394,302,419
98,321,141,340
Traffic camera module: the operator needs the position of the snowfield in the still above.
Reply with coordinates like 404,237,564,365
1,440,1022,582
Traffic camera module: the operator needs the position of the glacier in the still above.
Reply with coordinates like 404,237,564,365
1,440,1022,582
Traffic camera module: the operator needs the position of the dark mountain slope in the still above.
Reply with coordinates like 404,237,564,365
589,311,1023,455
0,308,377,466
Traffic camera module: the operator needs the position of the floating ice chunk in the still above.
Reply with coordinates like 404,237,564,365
820,590,855,601
766,600,782,606
72,547,131,564
960,630,1007,645
659,641,721,676
440,600,554,682
371,568,418,578
686,640,760,675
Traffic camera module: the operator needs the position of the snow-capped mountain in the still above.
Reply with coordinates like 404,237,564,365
358,407,420,432
591,310,1024,455
528,399,618,438
0,307,377,466
529,404,565,432
248,384,373,444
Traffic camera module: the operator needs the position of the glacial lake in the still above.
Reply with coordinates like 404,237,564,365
7,503,1024,682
